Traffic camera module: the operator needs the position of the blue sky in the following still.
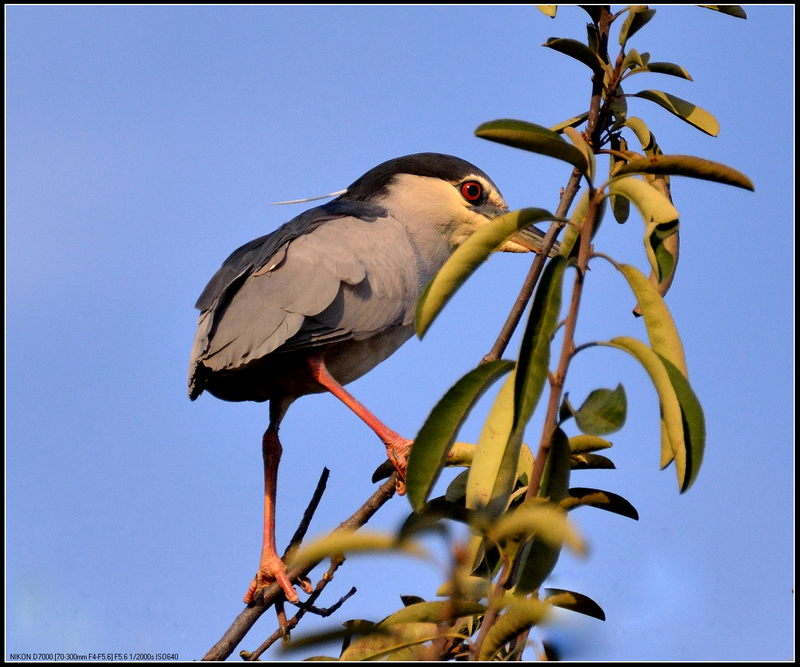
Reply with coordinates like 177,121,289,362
7,5,793,661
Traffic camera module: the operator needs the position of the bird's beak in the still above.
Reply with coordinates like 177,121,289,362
502,226,560,256
478,201,560,256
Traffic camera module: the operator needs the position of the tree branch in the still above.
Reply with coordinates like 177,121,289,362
482,171,583,364
202,473,399,661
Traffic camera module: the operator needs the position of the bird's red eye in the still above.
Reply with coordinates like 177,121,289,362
461,181,483,202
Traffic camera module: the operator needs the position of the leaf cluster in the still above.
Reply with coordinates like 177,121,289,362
215,5,752,661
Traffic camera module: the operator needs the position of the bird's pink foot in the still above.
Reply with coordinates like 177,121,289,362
385,436,413,496
243,552,313,605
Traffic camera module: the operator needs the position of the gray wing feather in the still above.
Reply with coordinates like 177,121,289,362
189,200,421,393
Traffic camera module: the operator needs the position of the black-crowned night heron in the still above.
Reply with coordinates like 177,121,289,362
189,153,548,604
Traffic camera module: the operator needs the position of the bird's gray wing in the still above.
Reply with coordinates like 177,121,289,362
277,214,423,351
189,200,421,394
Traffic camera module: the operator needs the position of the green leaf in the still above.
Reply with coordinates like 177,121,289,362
609,136,631,223
436,574,491,600
476,119,590,174
579,5,603,23
445,441,477,467
559,392,576,423
281,621,377,655
514,255,567,433
378,600,486,627
543,37,606,76
400,595,426,607
645,219,679,283
291,530,428,567
416,207,556,337
549,111,590,134
574,384,627,436
561,488,639,520
632,90,720,136
538,427,572,503
646,61,693,81
491,499,585,554
619,6,657,46
624,116,656,152
341,623,463,661
399,498,470,540
621,48,646,73
568,434,613,453
571,453,616,470
445,469,469,503
479,597,548,661
514,535,560,596
699,5,747,19
544,588,606,621
406,360,515,511
604,336,686,484
614,154,754,190
607,176,679,225
656,353,706,492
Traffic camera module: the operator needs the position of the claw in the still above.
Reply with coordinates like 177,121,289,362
386,436,412,496
243,553,312,604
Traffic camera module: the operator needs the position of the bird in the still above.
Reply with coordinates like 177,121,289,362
188,152,551,605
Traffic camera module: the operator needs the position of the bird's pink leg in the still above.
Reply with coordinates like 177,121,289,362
306,353,413,494
244,429,313,604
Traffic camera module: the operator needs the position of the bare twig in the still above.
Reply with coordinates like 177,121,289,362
284,467,330,560
202,473,399,661
247,578,358,661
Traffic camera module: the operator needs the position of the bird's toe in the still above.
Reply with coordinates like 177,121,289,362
243,554,304,605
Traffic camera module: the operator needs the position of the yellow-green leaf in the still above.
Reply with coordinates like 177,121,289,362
407,360,514,511
607,176,679,226
624,116,656,153
341,623,463,661
615,264,688,376
378,600,486,627
646,61,693,81
699,5,747,19
645,219,679,283
466,371,516,514
619,6,657,46
544,588,606,621
621,48,646,73
569,434,613,453
537,4,557,17
544,37,606,76
632,90,720,136
604,336,686,484
549,111,590,133
416,208,556,337
614,154,754,190
291,530,428,567
475,119,590,174
479,597,549,661
570,453,615,470
561,487,639,520
436,575,491,600
445,441,476,467
490,499,585,554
